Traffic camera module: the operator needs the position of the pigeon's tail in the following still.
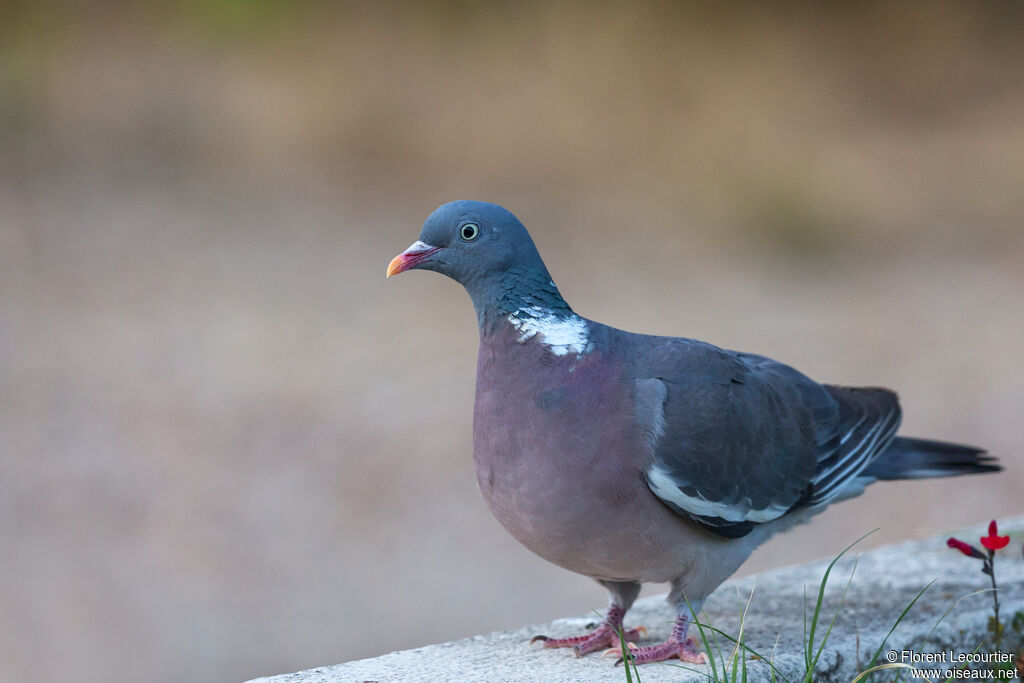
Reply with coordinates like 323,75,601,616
863,437,1000,480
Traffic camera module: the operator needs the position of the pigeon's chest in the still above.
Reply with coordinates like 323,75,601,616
472,328,650,563
473,327,629,466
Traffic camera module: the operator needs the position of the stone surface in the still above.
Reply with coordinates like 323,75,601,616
249,518,1024,682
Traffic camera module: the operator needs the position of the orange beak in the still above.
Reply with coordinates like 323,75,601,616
387,241,441,278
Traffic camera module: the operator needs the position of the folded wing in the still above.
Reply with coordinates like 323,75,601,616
634,344,901,538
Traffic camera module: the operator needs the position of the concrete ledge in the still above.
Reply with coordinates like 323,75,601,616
250,517,1023,682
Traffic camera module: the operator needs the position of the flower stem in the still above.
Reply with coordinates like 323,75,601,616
987,553,1001,646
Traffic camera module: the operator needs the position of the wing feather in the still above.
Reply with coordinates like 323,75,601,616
632,340,902,538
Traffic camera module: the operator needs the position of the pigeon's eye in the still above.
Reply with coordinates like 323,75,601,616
459,222,480,242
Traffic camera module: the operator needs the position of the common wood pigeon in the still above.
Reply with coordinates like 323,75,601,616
387,200,999,665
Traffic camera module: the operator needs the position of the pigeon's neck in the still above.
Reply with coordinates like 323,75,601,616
470,267,594,357
471,266,570,322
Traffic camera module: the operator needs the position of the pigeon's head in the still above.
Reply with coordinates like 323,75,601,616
387,201,557,314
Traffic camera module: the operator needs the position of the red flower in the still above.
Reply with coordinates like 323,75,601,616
947,537,986,559
980,519,1010,551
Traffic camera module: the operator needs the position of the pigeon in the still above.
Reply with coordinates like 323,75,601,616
386,200,1000,665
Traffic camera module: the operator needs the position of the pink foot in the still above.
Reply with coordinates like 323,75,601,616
530,604,647,657
531,624,647,657
616,635,707,666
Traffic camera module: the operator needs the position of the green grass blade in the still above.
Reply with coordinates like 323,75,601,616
685,622,792,683
618,623,635,683
742,634,750,683
803,528,878,682
710,617,728,677
862,579,934,675
809,557,858,672
686,599,721,682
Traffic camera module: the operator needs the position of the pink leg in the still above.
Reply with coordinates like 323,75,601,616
530,604,647,657
616,611,707,666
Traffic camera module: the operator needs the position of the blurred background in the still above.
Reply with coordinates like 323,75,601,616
2,2,1022,682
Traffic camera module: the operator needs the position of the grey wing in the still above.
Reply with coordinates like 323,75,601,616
735,353,903,509
636,348,901,538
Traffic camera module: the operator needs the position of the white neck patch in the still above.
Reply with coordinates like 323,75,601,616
507,306,593,356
